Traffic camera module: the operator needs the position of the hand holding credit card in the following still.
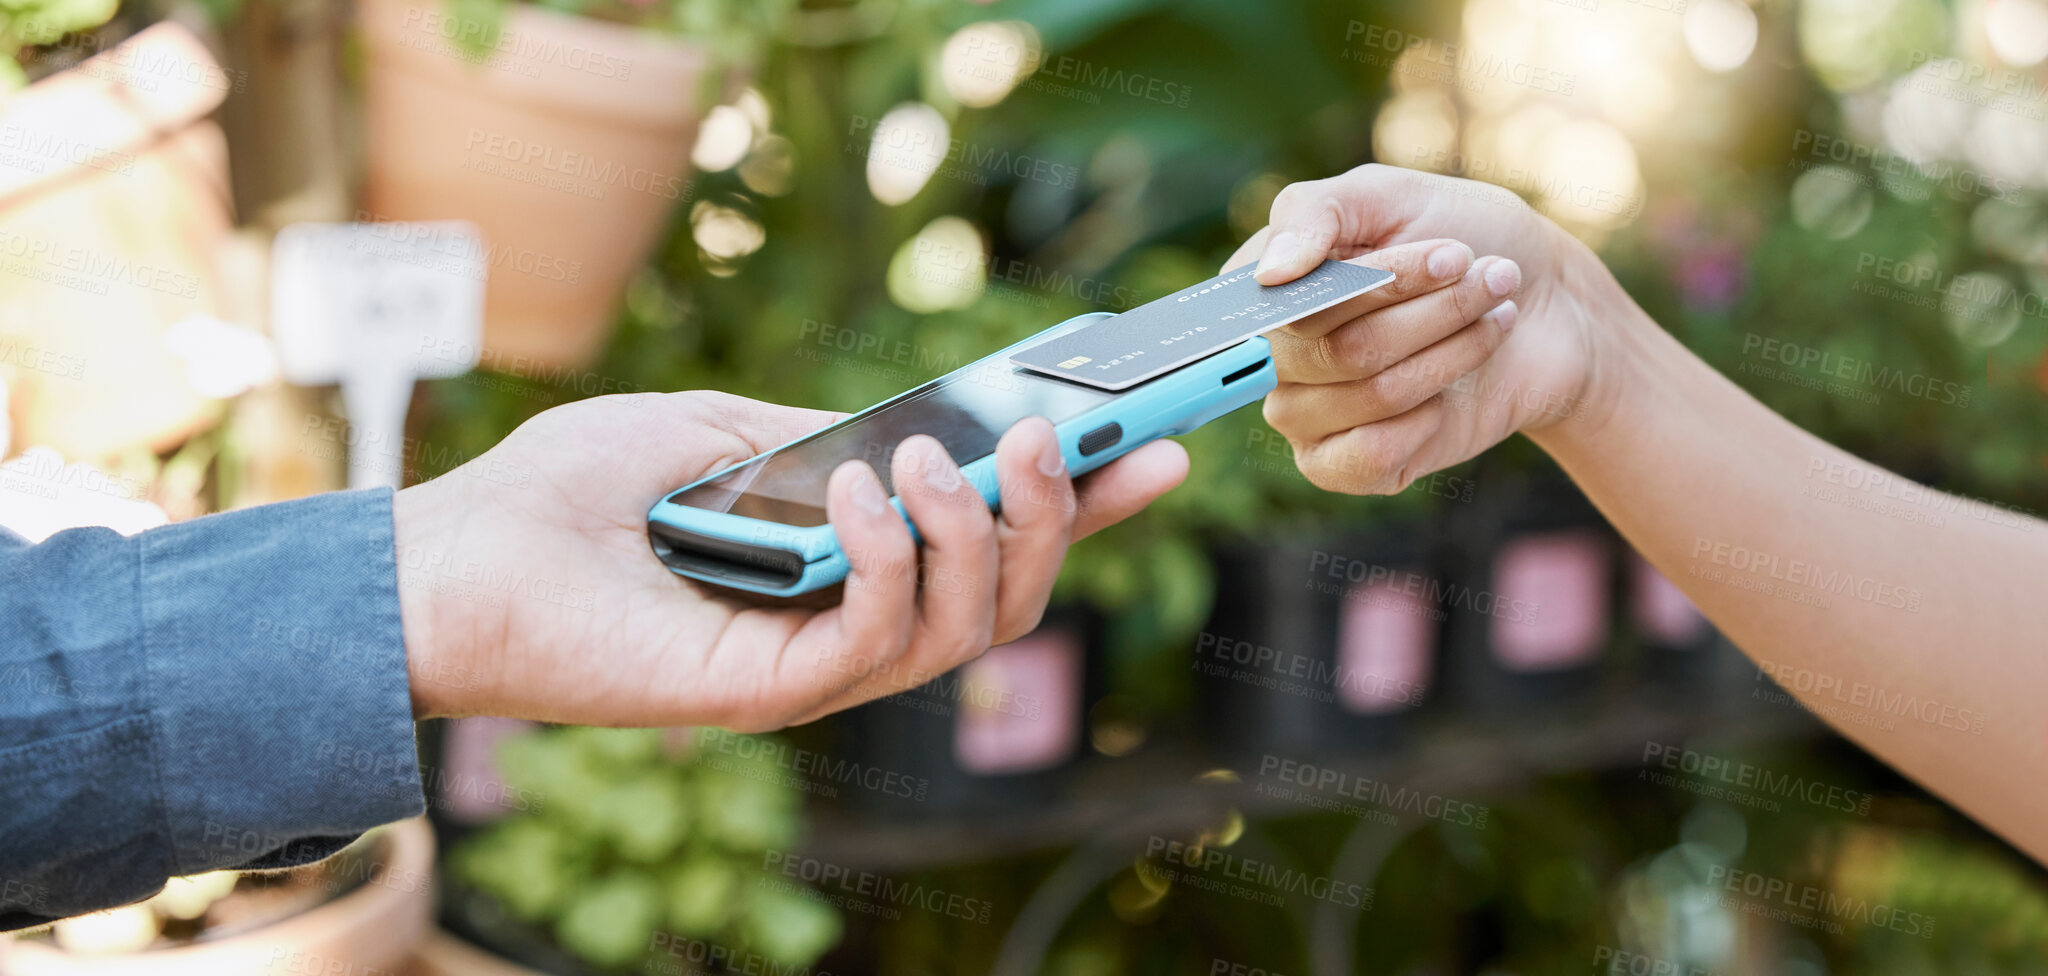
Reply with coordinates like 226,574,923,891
1010,259,1395,391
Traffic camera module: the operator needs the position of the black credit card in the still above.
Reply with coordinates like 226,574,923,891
1009,260,1395,391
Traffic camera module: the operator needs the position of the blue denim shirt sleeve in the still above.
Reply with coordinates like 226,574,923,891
0,487,425,929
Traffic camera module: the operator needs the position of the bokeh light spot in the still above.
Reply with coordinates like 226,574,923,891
886,216,985,313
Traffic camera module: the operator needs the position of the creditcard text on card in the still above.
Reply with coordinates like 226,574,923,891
1008,260,1395,391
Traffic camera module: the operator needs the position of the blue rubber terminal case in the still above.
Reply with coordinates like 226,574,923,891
646,311,1277,597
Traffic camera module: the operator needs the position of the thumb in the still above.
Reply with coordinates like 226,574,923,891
1254,164,1423,285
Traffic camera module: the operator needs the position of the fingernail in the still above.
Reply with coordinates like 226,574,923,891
1484,257,1522,299
919,440,963,493
1256,232,1301,278
1037,438,1067,478
850,468,891,514
1487,300,1519,332
1428,242,1473,280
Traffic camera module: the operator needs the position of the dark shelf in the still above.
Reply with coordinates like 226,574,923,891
800,649,1825,871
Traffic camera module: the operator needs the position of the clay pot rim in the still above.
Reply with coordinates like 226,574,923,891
358,0,713,131
0,818,435,973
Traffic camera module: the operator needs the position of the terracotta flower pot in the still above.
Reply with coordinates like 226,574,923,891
358,0,708,371
0,23,235,462
0,818,436,976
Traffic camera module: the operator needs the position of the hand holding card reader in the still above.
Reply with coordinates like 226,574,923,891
647,260,1394,597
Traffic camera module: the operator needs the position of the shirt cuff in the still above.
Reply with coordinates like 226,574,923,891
139,487,426,874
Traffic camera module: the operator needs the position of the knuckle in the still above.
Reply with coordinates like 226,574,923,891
1261,394,1301,437
1008,606,1047,641
1359,371,1408,416
1303,457,1367,495
1387,463,1420,494
1451,276,1490,322
1334,323,1392,376
954,511,999,550
1339,435,1403,495
1353,162,1393,183
1307,336,1345,379
1270,182,1310,217
950,632,992,667
1479,313,1512,352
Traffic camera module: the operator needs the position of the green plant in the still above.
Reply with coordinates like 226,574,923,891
0,0,118,89
451,726,841,972
444,0,795,100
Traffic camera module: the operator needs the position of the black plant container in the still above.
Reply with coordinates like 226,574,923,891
1194,523,1440,761
824,605,1104,816
1438,475,1618,715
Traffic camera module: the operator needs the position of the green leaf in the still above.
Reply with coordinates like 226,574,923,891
555,872,663,969
452,818,578,922
695,771,801,850
569,726,666,769
601,773,693,863
664,856,739,936
741,880,842,967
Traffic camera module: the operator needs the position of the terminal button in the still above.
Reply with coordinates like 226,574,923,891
1079,422,1123,456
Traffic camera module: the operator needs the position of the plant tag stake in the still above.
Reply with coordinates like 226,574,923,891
272,222,486,490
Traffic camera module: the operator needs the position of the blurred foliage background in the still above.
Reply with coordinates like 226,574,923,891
417,0,2048,701
0,0,2015,969
393,0,2048,971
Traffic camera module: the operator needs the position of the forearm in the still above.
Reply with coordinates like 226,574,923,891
0,491,425,928
1531,295,2048,860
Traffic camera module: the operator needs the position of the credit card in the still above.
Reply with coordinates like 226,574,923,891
1009,260,1395,391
